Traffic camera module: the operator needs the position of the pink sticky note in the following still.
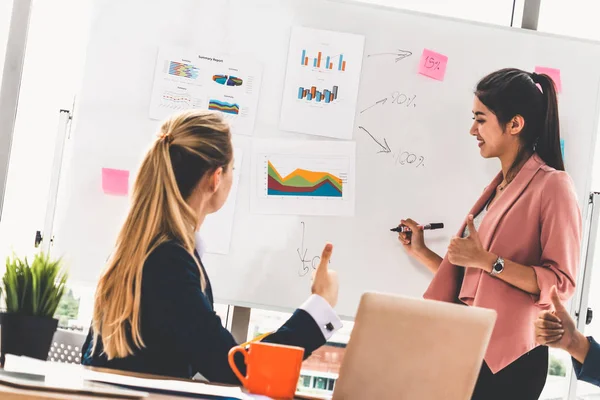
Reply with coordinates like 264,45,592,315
102,168,129,196
418,49,448,81
535,66,562,93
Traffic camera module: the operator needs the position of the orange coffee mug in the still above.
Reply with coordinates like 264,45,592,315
228,342,305,399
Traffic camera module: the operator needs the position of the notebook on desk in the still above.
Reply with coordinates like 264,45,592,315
86,369,256,399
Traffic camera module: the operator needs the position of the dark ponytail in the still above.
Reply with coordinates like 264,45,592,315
532,72,564,171
475,68,564,181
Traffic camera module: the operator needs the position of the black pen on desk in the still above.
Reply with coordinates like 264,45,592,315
390,223,444,233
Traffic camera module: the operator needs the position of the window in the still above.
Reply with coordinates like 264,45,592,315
540,349,572,399
0,0,13,88
55,288,82,330
299,375,312,388
248,307,354,395
313,377,326,390
56,283,231,333
0,0,92,270
54,284,94,332
213,303,230,325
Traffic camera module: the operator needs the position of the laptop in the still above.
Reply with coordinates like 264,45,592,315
332,292,496,400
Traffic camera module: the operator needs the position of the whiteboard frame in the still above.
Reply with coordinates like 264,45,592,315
567,193,600,399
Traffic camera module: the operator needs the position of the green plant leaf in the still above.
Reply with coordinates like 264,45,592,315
4,254,23,313
2,252,68,317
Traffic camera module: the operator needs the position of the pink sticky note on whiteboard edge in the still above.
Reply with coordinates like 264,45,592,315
535,66,562,93
418,49,449,81
102,168,129,196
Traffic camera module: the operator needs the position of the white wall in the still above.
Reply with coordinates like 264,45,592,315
355,0,514,25
539,0,600,42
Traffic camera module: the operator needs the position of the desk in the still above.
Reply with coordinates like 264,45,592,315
0,366,215,399
0,384,177,400
0,363,327,400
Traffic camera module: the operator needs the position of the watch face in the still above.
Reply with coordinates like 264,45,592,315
493,263,503,272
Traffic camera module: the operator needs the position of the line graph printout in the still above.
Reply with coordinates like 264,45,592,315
280,27,365,140
251,139,356,216
149,47,263,136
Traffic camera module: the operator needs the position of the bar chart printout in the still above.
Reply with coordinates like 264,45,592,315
297,85,339,103
300,49,347,71
280,27,365,140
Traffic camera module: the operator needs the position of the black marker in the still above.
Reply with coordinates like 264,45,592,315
390,223,444,233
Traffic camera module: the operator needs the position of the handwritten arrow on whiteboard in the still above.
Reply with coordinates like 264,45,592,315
360,97,388,114
359,126,391,154
367,49,413,62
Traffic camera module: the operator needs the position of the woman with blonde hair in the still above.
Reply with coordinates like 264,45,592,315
81,110,341,383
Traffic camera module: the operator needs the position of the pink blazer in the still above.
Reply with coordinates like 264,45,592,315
424,154,582,373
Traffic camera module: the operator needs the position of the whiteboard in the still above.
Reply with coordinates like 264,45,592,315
51,0,600,318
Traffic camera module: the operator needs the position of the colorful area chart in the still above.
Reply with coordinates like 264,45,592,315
208,99,240,115
168,61,200,79
267,161,343,197
212,75,244,86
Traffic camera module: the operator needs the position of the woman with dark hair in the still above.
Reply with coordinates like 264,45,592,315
399,68,581,399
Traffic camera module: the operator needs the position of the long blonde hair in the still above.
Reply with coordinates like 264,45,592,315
92,110,232,359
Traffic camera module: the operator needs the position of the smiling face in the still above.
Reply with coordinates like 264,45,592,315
470,96,523,159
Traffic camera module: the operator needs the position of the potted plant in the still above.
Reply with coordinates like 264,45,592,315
0,252,67,363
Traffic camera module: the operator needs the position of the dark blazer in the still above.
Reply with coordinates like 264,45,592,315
82,241,326,384
573,336,600,387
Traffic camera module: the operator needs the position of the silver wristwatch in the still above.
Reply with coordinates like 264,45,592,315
490,256,505,276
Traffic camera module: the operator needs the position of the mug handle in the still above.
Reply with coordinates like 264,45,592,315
228,345,249,386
